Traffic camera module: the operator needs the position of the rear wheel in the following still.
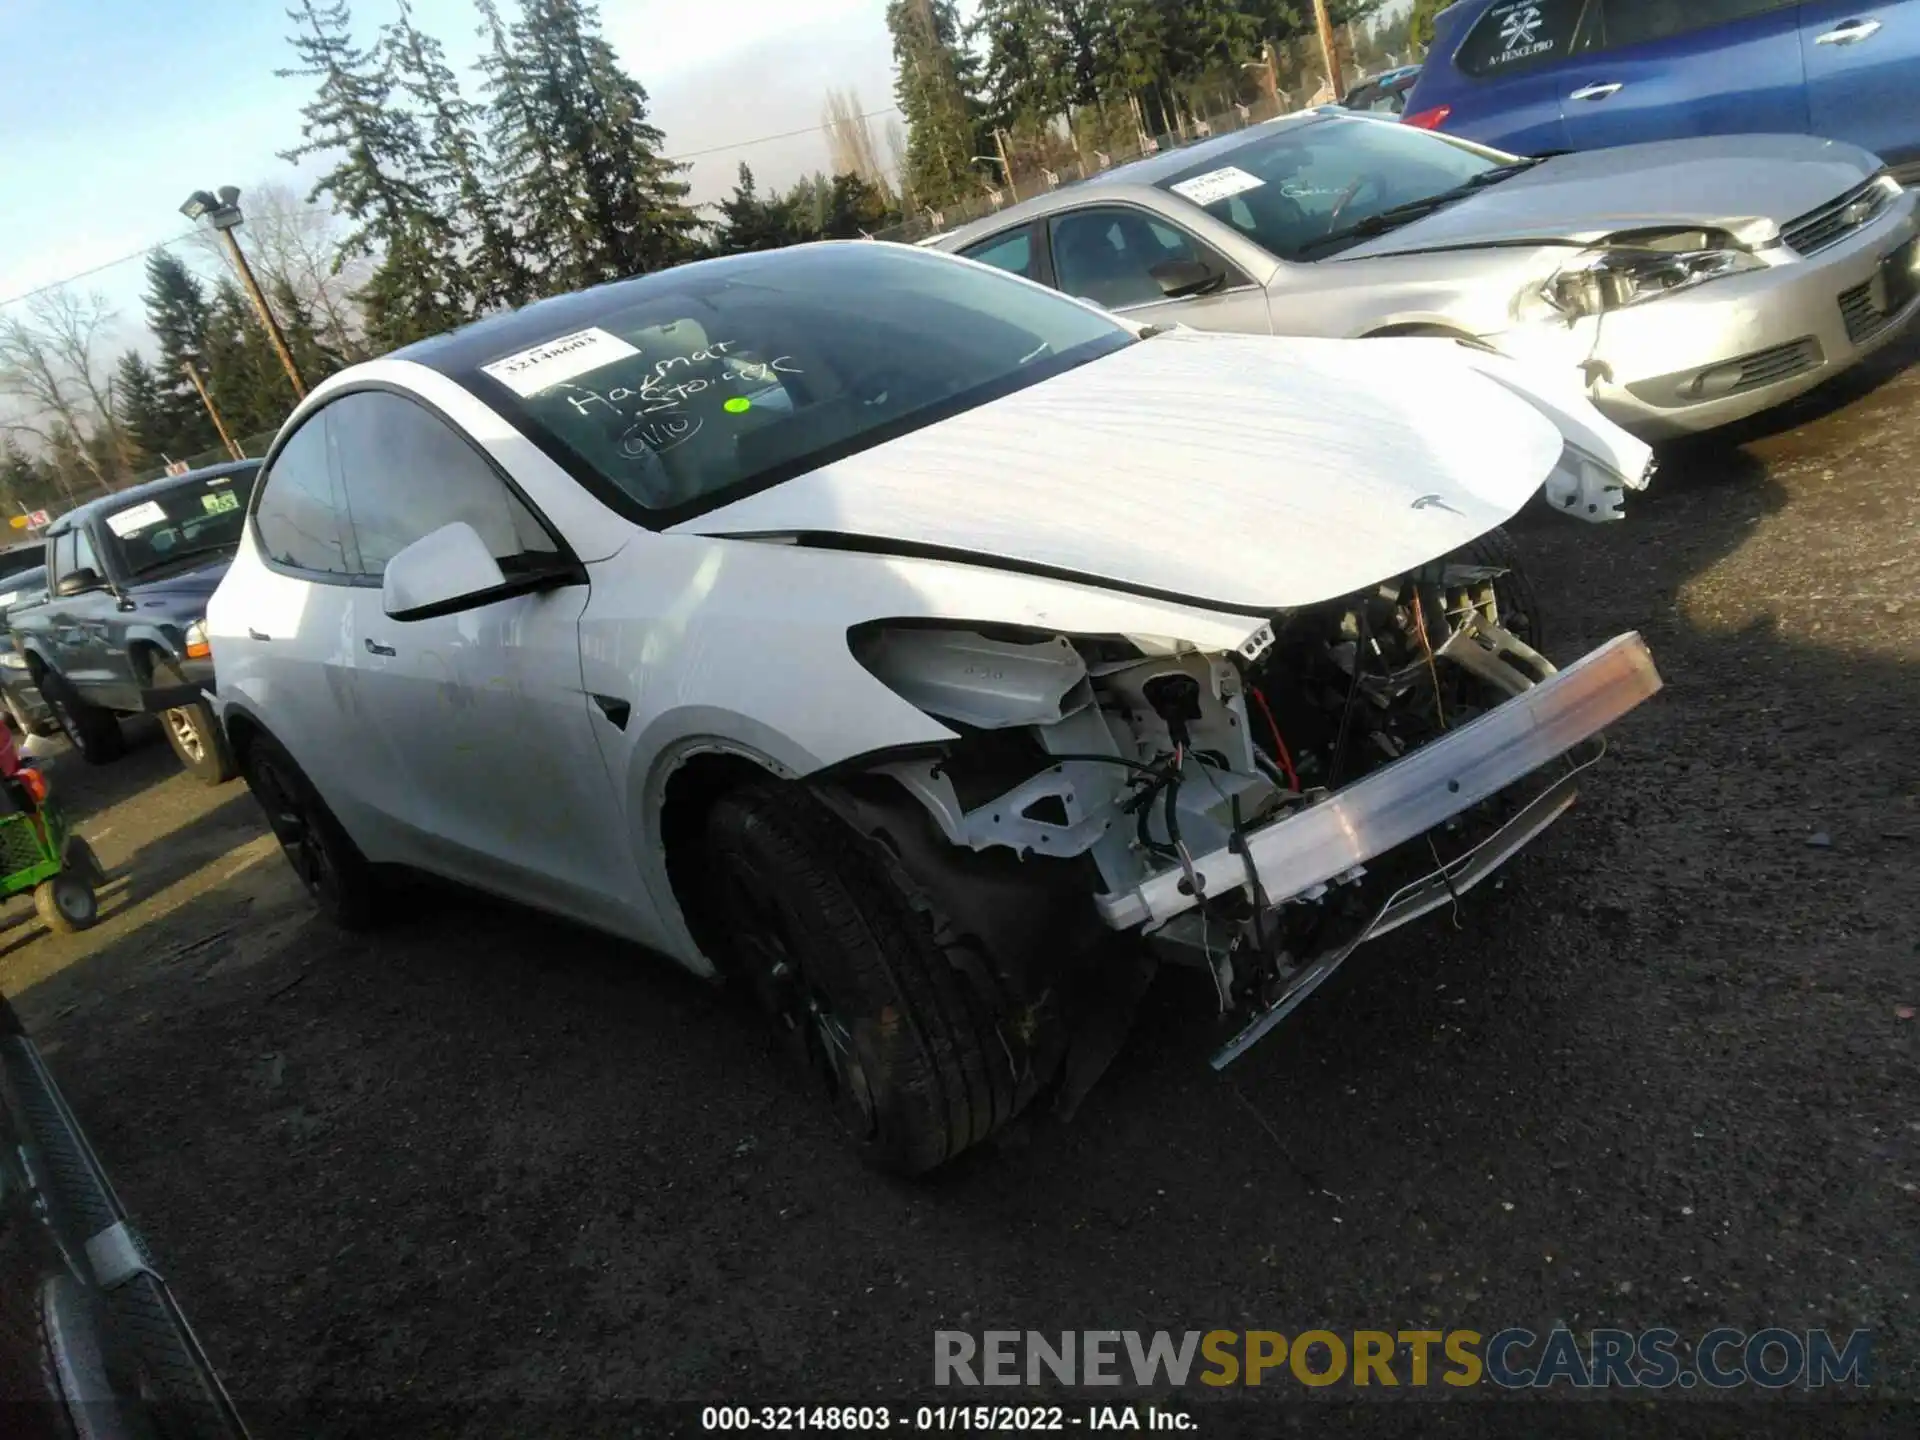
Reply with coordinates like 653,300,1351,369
698,782,1029,1176
36,670,124,765
240,732,381,930
152,661,237,786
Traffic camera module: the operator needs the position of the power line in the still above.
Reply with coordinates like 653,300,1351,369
0,107,905,312
0,231,199,311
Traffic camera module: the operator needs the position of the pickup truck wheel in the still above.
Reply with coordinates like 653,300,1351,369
240,733,380,930
700,781,1021,1176
152,662,237,785
37,671,125,765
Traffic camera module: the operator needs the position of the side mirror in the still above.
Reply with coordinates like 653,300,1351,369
382,522,509,622
55,567,103,598
1149,258,1227,299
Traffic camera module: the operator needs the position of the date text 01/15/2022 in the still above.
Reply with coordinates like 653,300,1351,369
700,1405,1196,1432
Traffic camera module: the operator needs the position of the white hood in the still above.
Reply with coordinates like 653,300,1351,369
674,330,1650,612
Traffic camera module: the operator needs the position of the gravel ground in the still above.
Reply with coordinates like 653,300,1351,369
3,330,1917,1438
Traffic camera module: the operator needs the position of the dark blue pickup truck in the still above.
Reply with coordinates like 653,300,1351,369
8,462,258,785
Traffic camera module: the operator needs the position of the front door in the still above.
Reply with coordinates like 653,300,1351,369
1801,0,1920,175
1556,0,1808,150
1044,205,1273,333
323,388,641,932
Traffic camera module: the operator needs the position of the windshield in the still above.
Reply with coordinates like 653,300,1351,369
1157,118,1511,261
99,466,259,580
465,243,1134,522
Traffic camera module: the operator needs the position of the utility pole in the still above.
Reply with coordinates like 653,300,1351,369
993,128,1020,203
1313,0,1346,102
218,228,307,402
179,187,308,402
182,361,245,463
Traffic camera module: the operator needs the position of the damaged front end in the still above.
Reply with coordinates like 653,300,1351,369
847,543,1662,1070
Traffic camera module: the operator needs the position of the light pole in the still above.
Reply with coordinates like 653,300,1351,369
179,187,307,401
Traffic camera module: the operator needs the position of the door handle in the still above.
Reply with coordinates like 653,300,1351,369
248,628,272,642
1568,82,1623,102
364,637,396,657
1816,19,1882,45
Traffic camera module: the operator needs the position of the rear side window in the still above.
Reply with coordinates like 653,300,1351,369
1457,0,1589,76
1586,0,1792,52
255,414,355,576
960,228,1035,279
326,391,557,578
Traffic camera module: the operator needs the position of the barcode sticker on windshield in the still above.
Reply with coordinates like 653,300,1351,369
105,500,168,538
481,327,641,397
1169,166,1265,207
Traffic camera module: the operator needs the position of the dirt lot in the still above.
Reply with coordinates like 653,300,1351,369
4,330,1918,1437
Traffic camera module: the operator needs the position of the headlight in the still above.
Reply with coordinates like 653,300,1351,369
184,620,211,660
0,650,25,671
1535,244,1763,319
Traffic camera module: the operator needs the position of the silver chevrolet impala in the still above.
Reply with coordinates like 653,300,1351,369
935,112,1920,438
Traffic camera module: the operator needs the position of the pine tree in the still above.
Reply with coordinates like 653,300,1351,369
0,437,57,513
822,175,898,239
203,281,293,439
712,165,801,254
886,0,987,211
139,250,219,458
482,0,699,291
113,353,168,465
972,0,1069,131
385,0,530,313
270,276,344,386
281,0,461,348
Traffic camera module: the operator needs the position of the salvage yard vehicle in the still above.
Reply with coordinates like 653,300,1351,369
0,565,58,738
933,109,1920,438
1400,0,1920,184
207,241,1663,1174
10,461,259,784
0,991,249,1437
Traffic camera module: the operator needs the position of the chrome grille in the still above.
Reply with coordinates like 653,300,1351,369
1783,179,1891,257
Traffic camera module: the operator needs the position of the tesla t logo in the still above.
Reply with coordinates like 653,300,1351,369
1500,5,1544,51
1412,493,1464,515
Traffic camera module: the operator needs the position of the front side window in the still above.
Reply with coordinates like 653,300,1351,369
327,391,557,578
960,228,1035,279
460,243,1133,523
51,533,76,584
255,418,354,576
1456,0,1589,76
72,529,99,576
1585,0,1792,52
99,466,259,582
1048,208,1216,310
1158,118,1511,261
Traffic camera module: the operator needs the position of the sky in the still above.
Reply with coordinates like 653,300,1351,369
0,0,913,331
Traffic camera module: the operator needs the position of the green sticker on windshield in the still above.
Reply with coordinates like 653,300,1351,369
724,396,751,414
201,489,239,515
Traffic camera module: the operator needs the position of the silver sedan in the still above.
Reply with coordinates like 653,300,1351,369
934,113,1920,438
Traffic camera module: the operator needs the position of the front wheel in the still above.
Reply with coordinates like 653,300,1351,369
698,782,1033,1176
34,874,97,934
239,733,381,930
36,670,125,765
153,662,237,785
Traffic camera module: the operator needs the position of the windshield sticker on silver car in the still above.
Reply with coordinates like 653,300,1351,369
1169,166,1265,208
105,500,168,537
482,326,642,397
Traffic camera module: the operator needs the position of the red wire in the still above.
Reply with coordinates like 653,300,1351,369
1249,686,1300,792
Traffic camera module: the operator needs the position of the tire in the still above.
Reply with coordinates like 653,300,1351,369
36,670,125,765
1459,525,1546,654
239,732,381,930
34,874,97,934
151,661,237,785
699,782,1026,1176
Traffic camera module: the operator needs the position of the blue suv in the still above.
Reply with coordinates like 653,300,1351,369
1401,1,1920,182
